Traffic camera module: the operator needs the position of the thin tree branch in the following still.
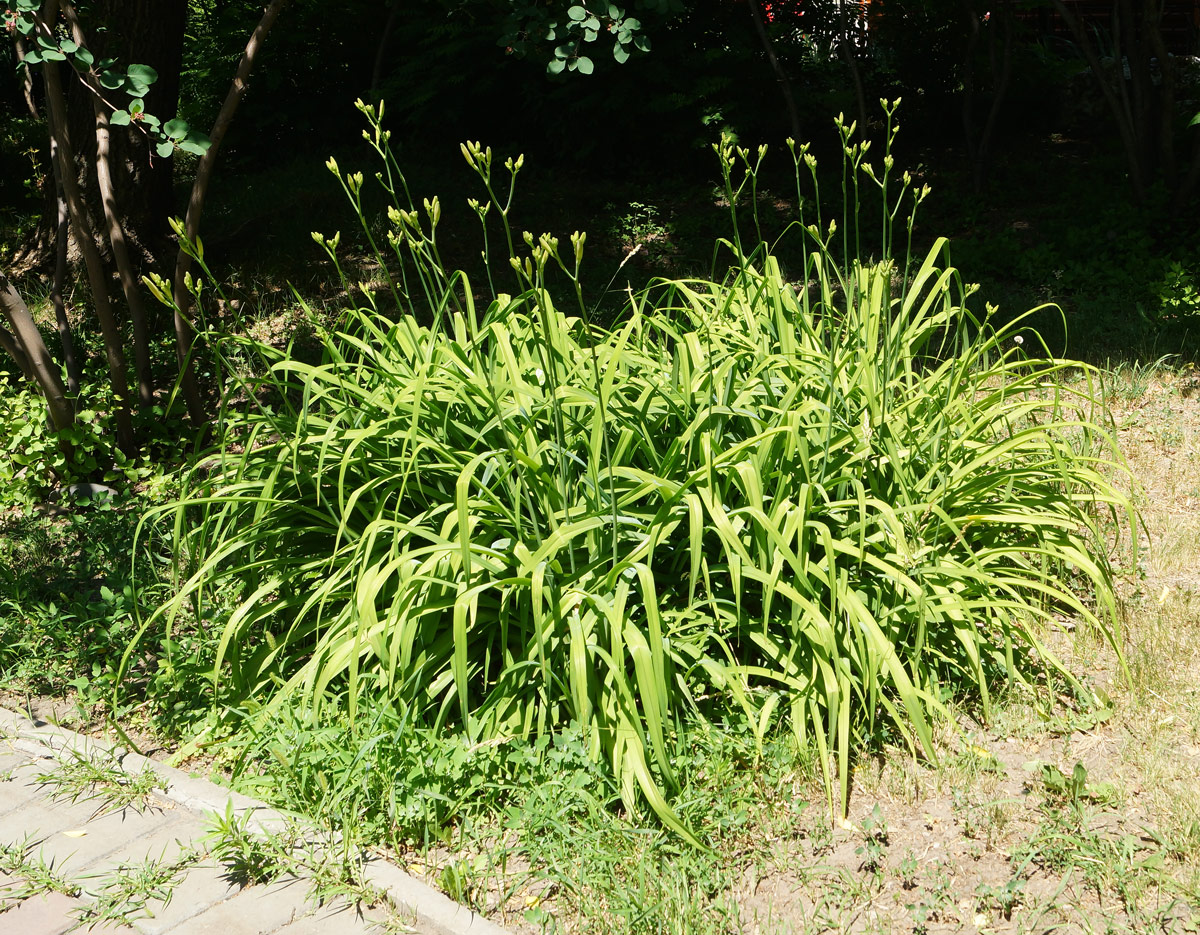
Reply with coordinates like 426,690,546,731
14,39,40,118
172,0,293,426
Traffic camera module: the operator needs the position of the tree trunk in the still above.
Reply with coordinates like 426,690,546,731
838,3,868,138
1051,0,1148,202
39,0,135,453
371,2,400,92
64,0,156,408
50,162,81,396
21,0,187,272
172,0,293,426
1143,0,1177,185
0,271,75,433
743,0,802,141
0,321,35,382
82,0,188,265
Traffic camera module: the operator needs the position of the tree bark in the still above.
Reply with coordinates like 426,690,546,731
0,271,75,432
172,0,293,426
39,0,135,453
14,39,39,118
63,0,155,408
0,321,35,382
50,163,81,396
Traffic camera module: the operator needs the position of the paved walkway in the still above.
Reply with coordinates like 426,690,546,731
0,708,509,935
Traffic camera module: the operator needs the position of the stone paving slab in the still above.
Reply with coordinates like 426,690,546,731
162,875,312,935
0,747,33,775
271,901,385,935
0,707,513,935
12,804,182,873
0,763,60,817
81,814,200,873
129,863,243,935
0,889,86,935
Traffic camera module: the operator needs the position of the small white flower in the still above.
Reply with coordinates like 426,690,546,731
1013,335,1024,346
534,368,546,386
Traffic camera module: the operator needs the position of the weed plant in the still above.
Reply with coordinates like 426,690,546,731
36,747,165,816
131,100,1136,838
0,502,174,717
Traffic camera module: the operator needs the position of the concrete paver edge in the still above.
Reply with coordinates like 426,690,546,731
0,706,513,935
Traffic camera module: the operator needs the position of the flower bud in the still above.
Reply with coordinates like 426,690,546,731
424,196,441,226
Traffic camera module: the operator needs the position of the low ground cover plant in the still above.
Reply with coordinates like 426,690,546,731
128,101,1136,840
